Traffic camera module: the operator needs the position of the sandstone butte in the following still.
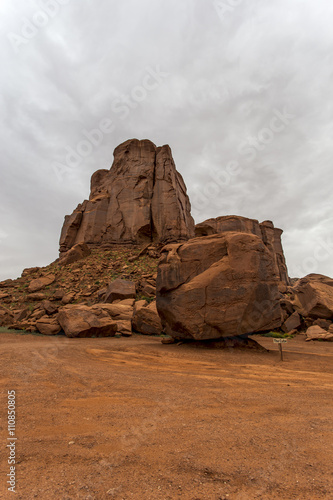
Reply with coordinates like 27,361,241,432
59,139,289,285
2,138,333,342
59,138,195,255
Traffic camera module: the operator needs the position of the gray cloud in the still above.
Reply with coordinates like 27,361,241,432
1,0,333,280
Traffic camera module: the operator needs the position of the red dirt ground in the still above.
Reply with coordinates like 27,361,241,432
1,332,333,499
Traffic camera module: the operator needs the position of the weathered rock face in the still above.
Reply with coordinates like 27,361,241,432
0,305,14,327
305,325,333,342
156,232,282,340
59,139,195,254
57,305,117,338
58,243,91,266
132,300,162,335
195,215,289,285
28,274,56,293
281,311,301,333
291,274,333,319
104,279,136,303
36,315,61,336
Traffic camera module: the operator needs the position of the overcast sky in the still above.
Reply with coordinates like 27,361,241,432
1,0,333,281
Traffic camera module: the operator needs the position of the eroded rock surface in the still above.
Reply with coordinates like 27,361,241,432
291,274,333,319
195,216,289,285
132,300,162,335
104,279,136,303
57,305,117,338
305,325,333,341
156,232,282,340
59,139,194,255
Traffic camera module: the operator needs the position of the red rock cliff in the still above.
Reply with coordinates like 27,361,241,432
59,139,195,254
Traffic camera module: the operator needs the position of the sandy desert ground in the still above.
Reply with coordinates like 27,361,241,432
1,332,333,500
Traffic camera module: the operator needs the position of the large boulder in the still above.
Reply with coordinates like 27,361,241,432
28,274,55,293
291,274,333,319
116,320,132,337
305,325,333,342
104,279,136,303
156,232,282,340
41,300,58,315
132,301,162,335
282,311,301,333
59,139,195,254
94,303,133,336
58,243,91,266
27,292,47,301
195,216,289,285
95,303,133,321
57,305,117,338
36,316,62,336
13,308,31,322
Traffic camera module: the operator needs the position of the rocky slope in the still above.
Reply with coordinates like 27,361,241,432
0,245,160,337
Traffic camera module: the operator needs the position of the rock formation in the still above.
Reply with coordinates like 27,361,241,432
57,304,118,338
156,232,282,340
132,300,162,335
195,215,289,285
305,325,333,342
59,139,195,255
290,274,333,319
9,137,329,343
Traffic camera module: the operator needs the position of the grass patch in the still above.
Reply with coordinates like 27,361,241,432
0,327,65,337
136,294,155,303
0,326,33,335
260,331,295,339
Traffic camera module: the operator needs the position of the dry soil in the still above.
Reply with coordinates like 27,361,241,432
1,332,333,500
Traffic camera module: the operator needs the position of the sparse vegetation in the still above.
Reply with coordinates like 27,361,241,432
2,244,159,315
260,331,295,339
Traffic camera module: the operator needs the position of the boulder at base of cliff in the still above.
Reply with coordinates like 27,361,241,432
116,320,132,337
36,316,62,335
57,305,117,338
305,325,333,342
291,274,333,320
0,306,14,326
97,303,133,321
132,301,162,335
156,232,282,340
281,311,301,333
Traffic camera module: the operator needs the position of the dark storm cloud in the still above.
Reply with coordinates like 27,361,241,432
1,0,333,280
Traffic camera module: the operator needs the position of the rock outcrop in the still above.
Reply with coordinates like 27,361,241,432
132,301,162,335
59,139,195,255
156,232,282,340
57,304,118,338
291,274,333,319
28,274,56,293
36,316,62,335
195,215,289,285
104,279,136,303
305,325,333,342
58,243,91,266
